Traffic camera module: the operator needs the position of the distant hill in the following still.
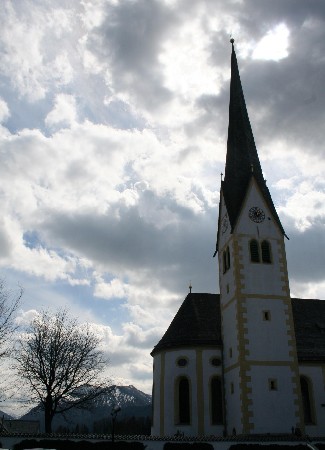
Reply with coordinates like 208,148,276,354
21,385,152,434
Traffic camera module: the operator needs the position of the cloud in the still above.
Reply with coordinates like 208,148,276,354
86,320,159,391
45,94,78,127
88,0,177,109
252,23,290,61
15,309,39,327
286,223,325,285
0,98,10,123
0,2,78,101
1,0,325,412
94,277,129,300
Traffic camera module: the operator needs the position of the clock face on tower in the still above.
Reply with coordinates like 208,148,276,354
248,206,265,223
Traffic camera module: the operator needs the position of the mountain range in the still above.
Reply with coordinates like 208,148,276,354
20,385,152,434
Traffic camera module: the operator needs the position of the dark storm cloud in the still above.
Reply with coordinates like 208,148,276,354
88,0,180,109
286,222,325,284
243,0,325,30
187,1,325,157
241,59,325,154
41,193,218,295
245,2,325,151
79,0,325,160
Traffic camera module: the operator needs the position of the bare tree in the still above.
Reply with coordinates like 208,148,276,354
0,279,22,358
14,309,111,433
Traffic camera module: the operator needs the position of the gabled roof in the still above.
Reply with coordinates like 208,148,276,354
151,293,222,356
222,41,285,236
292,298,325,362
152,293,325,363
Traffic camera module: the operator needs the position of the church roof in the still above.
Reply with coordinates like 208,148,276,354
292,298,325,362
152,294,325,363
222,41,285,236
151,293,222,356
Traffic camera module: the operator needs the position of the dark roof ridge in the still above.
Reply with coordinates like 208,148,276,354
151,293,221,356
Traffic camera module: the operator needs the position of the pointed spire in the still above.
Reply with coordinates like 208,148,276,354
222,40,285,236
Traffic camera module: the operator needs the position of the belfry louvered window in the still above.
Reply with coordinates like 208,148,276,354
250,240,273,264
261,240,272,263
250,239,260,262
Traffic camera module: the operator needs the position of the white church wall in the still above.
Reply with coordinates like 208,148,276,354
152,347,226,437
151,353,161,435
218,241,236,306
249,365,298,434
239,237,285,297
224,365,242,435
299,364,325,436
235,179,282,239
202,348,224,436
221,301,238,368
163,348,198,436
244,298,291,361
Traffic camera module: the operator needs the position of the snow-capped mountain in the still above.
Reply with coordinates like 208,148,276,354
21,385,152,433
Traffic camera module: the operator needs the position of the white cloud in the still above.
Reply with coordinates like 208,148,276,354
85,319,161,393
0,2,84,102
159,16,222,100
50,53,74,86
94,277,129,300
45,94,78,127
0,98,10,123
279,180,325,231
80,0,107,30
15,309,39,327
252,23,290,61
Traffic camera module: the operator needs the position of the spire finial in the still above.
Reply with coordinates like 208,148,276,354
230,37,235,46
189,282,192,294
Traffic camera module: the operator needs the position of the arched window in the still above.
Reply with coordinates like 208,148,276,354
300,376,315,425
250,239,260,262
226,246,230,270
210,376,224,425
223,250,227,274
223,246,231,273
176,377,190,424
261,240,272,263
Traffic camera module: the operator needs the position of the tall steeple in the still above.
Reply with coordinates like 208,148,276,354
217,40,303,435
222,39,285,236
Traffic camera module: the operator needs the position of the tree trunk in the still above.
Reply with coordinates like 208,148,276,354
44,396,53,433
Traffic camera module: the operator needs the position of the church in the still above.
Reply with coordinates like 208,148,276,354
150,41,325,438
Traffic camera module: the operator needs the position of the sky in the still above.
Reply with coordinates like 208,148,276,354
1,0,325,416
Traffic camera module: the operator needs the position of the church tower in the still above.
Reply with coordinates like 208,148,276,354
217,40,303,434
